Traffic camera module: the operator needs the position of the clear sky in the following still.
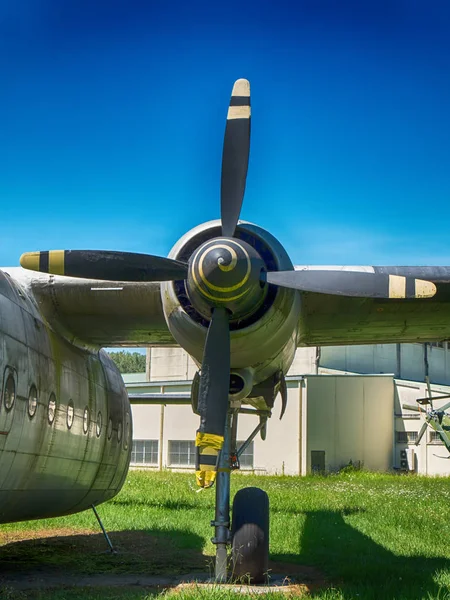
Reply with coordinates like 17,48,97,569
2,0,450,268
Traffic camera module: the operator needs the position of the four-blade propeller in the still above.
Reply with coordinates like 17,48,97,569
19,78,438,487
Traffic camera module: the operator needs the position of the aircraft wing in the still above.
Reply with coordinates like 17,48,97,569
296,266,450,346
8,262,450,350
4,267,175,347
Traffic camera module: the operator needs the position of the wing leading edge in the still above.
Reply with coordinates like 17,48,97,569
4,267,175,348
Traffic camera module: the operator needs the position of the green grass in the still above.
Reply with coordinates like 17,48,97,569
2,470,450,599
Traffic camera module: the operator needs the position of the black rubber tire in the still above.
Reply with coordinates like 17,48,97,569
231,487,269,583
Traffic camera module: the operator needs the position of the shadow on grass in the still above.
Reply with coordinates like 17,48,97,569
112,498,200,510
272,508,450,599
0,527,211,589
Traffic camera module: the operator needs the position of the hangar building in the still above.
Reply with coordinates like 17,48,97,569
124,343,450,477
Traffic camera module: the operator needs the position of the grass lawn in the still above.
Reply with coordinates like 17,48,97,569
1,470,450,599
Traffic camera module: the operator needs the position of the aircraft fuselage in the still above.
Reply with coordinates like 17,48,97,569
0,269,131,524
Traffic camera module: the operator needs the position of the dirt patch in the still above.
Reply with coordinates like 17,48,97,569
0,527,94,545
0,529,327,594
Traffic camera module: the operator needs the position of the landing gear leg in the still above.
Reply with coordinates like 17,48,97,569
211,409,270,582
213,411,232,581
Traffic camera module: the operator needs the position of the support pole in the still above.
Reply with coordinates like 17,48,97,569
91,504,115,553
213,412,231,582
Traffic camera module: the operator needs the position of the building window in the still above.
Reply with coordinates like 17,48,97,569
430,342,447,349
131,440,159,465
429,431,444,444
168,440,196,466
237,441,254,469
396,431,418,444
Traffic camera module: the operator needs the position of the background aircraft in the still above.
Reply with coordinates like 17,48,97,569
403,379,450,455
3,79,450,582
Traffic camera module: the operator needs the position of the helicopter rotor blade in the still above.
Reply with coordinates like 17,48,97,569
416,419,430,445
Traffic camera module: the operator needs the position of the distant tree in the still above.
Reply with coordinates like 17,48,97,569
108,351,146,374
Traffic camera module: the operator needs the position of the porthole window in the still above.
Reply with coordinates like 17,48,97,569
124,412,130,450
4,374,15,411
117,421,123,443
28,385,38,418
67,400,74,429
83,407,90,434
96,411,102,437
107,417,113,440
48,393,56,424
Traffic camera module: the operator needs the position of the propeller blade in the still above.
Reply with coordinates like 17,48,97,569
221,79,251,238
416,419,430,445
264,270,437,299
20,250,188,282
195,306,230,488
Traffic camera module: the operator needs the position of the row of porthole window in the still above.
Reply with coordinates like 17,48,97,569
3,372,129,447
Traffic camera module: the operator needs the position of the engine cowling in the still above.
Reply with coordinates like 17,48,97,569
160,220,301,391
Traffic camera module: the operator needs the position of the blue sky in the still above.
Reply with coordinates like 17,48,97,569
2,0,450,268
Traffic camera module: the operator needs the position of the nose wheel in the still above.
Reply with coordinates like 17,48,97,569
212,408,270,583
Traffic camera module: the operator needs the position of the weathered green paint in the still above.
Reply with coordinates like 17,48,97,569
0,269,131,524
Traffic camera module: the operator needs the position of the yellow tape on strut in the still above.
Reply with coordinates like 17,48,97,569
195,431,224,450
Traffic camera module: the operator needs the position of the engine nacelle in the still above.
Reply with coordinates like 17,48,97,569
161,221,301,389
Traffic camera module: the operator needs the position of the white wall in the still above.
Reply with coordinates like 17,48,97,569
287,347,317,376
305,375,394,473
129,381,301,475
320,343,450,387
144,344,450,387
126,347,450,478
146,347,197,381
320,344,398,376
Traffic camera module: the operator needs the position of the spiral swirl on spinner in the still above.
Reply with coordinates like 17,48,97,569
190,239,251,302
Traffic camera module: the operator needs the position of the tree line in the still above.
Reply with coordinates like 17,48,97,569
107,351,146,374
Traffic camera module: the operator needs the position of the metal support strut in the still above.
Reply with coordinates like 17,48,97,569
211,409,267,581
212,411,232,581
91,504,116,554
